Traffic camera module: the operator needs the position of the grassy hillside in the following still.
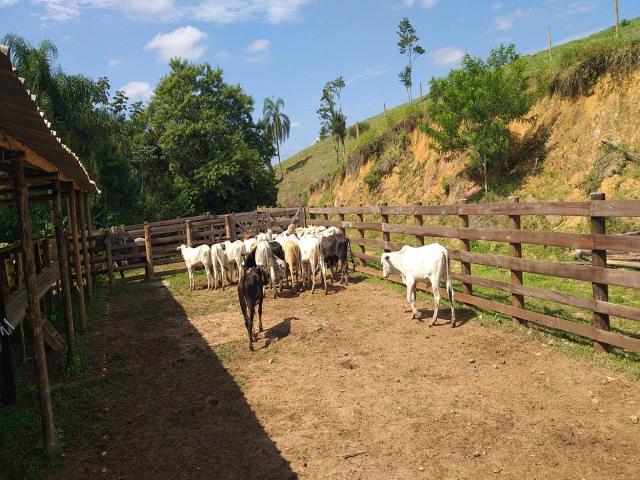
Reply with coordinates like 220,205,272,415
278,17,640,206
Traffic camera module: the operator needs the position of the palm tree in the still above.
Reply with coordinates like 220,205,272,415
262,96,291,179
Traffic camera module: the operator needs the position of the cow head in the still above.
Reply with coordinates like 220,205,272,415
381,253,391,278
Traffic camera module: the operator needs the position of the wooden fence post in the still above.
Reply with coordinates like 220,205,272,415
104,230,115,287
12,158,56,453
590,192,611,353
322,205,330,223
338,205,345,235
68,188,87,332
52,180,75,365
15,252,23,288
83,192,96,285
413,201,424,246
300,206,307,228
77,191,92,303
144,222,154,280
185,220,193,247
380,202,390,252
458,198,472,299
224,214,236,241
508,196,525,326
356,204,366,266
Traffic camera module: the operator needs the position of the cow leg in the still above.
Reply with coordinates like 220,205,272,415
406,279,418,319
221,263,226,291
258,297,264,332
246,307,254,351
310,263,316,294
342,258,348,287
430,276,441,327
290,266,297,293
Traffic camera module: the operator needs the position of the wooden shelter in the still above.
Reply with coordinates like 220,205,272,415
0,44,99,453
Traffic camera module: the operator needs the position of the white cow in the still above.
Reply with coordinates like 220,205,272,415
224,240,245,282
178,244,214,291
210,243,228,289
380,243,456,327
299,236,326,294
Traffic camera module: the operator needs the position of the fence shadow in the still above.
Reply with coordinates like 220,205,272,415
53,280,297,480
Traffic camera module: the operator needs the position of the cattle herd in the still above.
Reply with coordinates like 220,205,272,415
174,224,456,351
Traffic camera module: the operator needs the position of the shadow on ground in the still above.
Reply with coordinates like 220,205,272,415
49,279,297,480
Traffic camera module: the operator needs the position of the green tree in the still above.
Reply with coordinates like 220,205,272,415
421,44,533,194
397,18,425,103
317,76,347,163
262,96,291,180
144,58,276,215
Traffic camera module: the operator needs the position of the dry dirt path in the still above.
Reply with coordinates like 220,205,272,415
49,275,640,479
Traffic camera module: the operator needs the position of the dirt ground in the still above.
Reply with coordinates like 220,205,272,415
48,273,640,480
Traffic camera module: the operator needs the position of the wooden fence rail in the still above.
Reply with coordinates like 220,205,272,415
308,196,640,353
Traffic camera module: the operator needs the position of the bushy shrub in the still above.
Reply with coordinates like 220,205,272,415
347,121,370,138
363,167,381,192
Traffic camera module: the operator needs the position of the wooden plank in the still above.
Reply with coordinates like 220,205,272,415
144,223,153,279
381,204,459,216
592,200,640,217
383,223,459,238
458,201,592,216
450,250,640,289
311,219,383,232
68,188,86,331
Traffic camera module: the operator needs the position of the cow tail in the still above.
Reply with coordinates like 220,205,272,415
444,249,454,305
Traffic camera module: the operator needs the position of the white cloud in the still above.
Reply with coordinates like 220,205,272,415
291,121,301,128
109,58,121,67
214,50,232,60
492,2,503,11
348,65,386,83
0,0,17,7
495,8,525,30
145,26,207,61
120,81,153,101
245,38,271,53
430,47,465,66
402,0,438,7
244,38,270,63
33,0,311,24
33,0,176,22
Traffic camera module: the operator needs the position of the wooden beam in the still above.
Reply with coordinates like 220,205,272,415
11,158,56,453
590,192,611,353
77,191,92,302
68,187,87,331
52,180,75,365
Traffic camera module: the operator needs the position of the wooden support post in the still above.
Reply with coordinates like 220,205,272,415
185,220,193,247
68,188,87,332
224,215,236,241
11,158,56,453
42,238,53,317
15,252,23,288
144,222,154,280
338,205,345,235
78,191,92,302
1,291,17,407
52,180,75,364
83,192,96,284
590,192,611,353
413,201,424,246
547,25,552,61
380,202,390,252
383,102,387,120
104,230,115,287
458,199,472,298
508,196,525,326
322,205,330,223
356,204,366,266
300,206,307,229
34,240,46,320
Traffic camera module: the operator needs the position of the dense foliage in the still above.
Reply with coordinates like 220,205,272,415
421,44,533,193
0,35,277,241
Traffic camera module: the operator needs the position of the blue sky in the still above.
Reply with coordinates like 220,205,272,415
2,0,639,160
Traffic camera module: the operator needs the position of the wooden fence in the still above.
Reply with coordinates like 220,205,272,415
308,196,640,353
91,207,303,280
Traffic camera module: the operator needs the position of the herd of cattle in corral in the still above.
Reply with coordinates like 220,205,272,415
168,223,455,351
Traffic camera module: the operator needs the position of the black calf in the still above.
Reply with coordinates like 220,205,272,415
238,266,270,351
320,233,352,286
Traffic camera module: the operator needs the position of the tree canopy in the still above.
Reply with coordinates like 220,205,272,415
421,44,533,193
0,35,278,240
397,18,425,103
317,77,347,163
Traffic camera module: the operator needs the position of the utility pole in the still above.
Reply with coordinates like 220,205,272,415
614,0,620,39
547,25,552,61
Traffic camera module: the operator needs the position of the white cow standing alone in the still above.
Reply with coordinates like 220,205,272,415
381,243,456,327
